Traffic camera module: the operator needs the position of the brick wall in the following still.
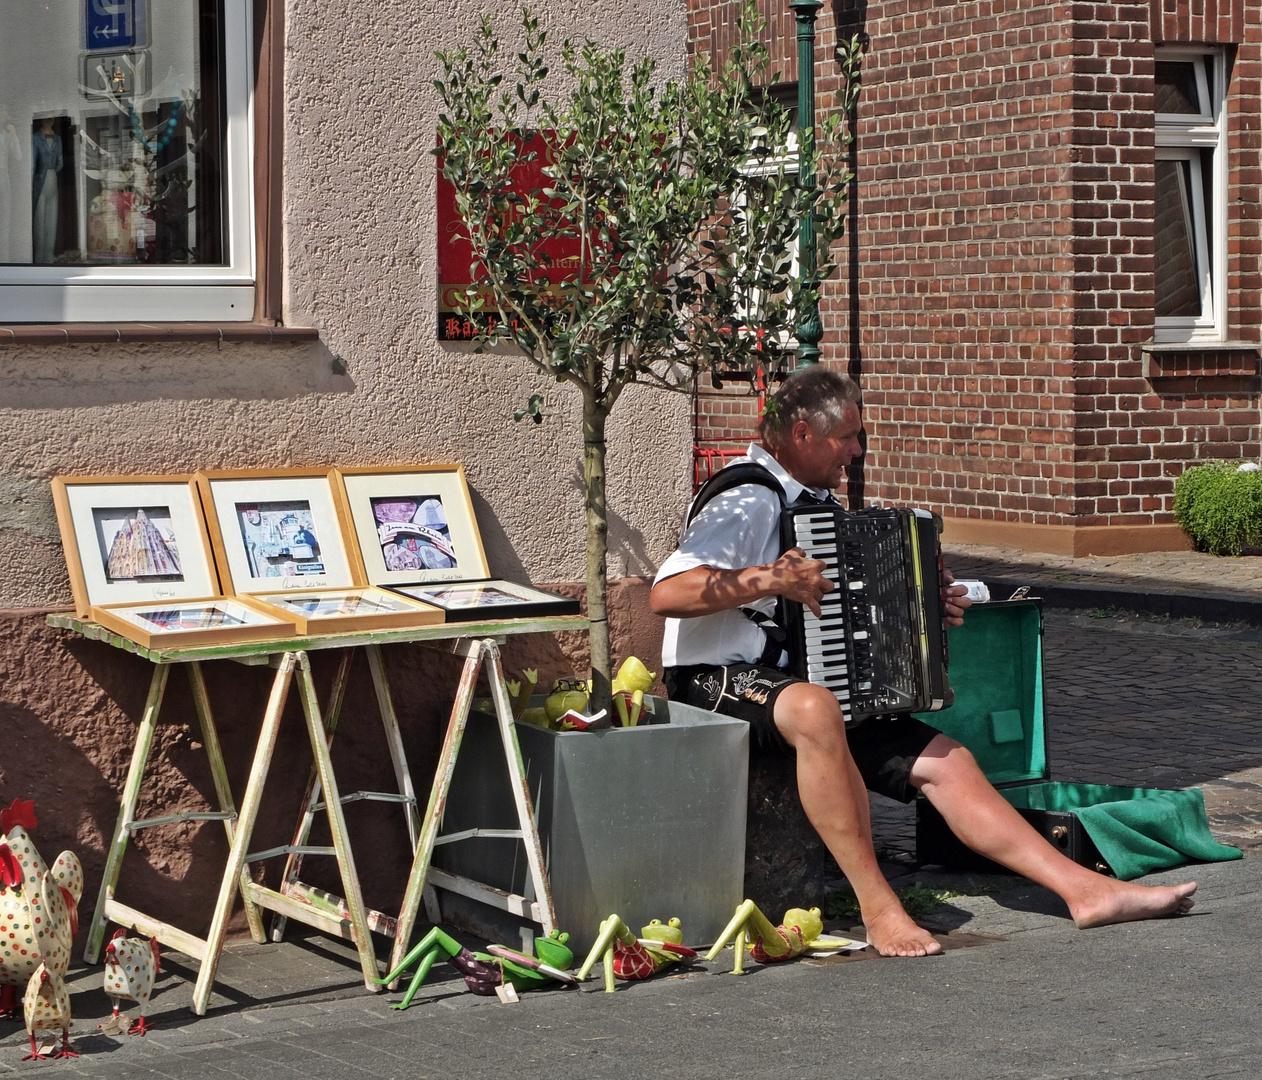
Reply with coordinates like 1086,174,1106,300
686,0,1262,544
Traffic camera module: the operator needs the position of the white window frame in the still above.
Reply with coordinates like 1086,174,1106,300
0,0,255,323
1154,47,1227,343
735,128,800,349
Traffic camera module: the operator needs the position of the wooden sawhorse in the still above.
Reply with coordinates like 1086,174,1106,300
53,615,581,1015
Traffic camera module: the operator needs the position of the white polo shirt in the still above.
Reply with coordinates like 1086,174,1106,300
655,443,832,668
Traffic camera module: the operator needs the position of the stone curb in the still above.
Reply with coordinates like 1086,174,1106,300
982,576,1262,625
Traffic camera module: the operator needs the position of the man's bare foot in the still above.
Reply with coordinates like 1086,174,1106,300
864,904,943,957
1070,878,1197,929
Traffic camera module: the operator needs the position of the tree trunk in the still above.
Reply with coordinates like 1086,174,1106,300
582,393,612,714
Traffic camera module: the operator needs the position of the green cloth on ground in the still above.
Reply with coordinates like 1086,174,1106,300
1077,787,1242,880
1005,782,1242,880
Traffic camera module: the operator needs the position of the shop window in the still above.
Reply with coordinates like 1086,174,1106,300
1154,50,1227,343
0,0,254,322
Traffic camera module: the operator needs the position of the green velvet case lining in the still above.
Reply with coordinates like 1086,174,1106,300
914,600,1047,785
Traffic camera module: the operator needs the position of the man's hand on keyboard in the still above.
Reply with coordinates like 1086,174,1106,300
770,547,835,617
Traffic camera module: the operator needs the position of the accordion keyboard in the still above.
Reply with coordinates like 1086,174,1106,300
784,505,951,721
791,510,863,715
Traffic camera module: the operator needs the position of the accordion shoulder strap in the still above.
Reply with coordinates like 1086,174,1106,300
684,462,786,528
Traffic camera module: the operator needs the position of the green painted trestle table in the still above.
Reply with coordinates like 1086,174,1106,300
47,612,588,1014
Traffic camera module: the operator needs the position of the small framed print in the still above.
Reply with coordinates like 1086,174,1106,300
88,597,295,649
52,475,220,616
390,579,580,622
334,465,488,588
246,586,444,635
196,470,356,596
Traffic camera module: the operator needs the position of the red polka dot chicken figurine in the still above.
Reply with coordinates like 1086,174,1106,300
101,929,161,1036
20,870,77,1059
0,799,84,1023
22,964,74,1060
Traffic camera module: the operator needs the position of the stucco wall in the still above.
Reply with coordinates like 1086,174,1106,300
0,1,691,942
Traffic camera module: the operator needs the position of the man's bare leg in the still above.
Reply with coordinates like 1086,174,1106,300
912,736,1197,926
774,683,941,957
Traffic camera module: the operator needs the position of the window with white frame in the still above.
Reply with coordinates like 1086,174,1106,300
735,125,799,345
1153,49,1227,343
0,0,255,322
733,83,800,349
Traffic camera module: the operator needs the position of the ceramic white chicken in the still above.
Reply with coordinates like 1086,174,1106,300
0,800,83,1020
22,963,75,1060
102,929,161,1036
19,871,77,1060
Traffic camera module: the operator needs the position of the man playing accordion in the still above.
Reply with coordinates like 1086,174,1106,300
650,367,1197,957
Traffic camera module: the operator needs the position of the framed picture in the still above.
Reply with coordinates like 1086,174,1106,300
334,465,488,588
52,475,219,616
196,470,356,595
390,579,580,622
245,586,444,635
89,597,295,649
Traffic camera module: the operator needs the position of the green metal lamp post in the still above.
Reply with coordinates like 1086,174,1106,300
790,0,822,366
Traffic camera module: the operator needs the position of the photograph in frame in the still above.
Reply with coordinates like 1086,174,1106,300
235,500,327,579
89,596,295,649
335,466,489,588
198,472,355,595
52,476,219,615
390,579,579,622
94,506,184,582
247,585,445,634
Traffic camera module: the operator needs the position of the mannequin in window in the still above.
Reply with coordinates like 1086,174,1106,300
0,105,21,263
32,117,63,264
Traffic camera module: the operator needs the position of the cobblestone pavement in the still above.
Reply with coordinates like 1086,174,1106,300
869,607,1262,859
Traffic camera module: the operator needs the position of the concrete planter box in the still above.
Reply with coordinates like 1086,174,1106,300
432,696,749,955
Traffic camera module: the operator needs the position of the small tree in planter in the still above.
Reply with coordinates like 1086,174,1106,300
1174,461,1262,555
435,6,862,708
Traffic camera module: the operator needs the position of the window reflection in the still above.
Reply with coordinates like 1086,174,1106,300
1154,62,1202,115
1154,159,1201,318
0,0,224,267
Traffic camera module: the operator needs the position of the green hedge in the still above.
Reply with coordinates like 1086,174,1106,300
1173,461,1262,555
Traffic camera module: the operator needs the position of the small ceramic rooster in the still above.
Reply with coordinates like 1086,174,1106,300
19,871,77,1060
101,929,161,1035
0,799,84,1020
22,963,75,1060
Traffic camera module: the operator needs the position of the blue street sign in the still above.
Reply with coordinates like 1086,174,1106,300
84,0,148,52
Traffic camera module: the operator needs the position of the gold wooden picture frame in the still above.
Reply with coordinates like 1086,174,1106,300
88,596,296,649
333,465,489,588
241,586,443,635
389,579,580,622
52,474,220,617
196,468,357,595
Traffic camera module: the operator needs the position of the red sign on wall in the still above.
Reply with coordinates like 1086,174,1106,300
436,133,581,341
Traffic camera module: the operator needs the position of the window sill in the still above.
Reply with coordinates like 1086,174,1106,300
1142,341,1261,393
0,323,320,346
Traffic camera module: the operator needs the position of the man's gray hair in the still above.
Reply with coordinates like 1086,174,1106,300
757,367,861,448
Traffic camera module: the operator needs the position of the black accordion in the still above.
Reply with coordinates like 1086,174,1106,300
781,504,953,722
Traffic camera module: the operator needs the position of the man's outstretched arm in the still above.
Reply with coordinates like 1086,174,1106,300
649,548,834,619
